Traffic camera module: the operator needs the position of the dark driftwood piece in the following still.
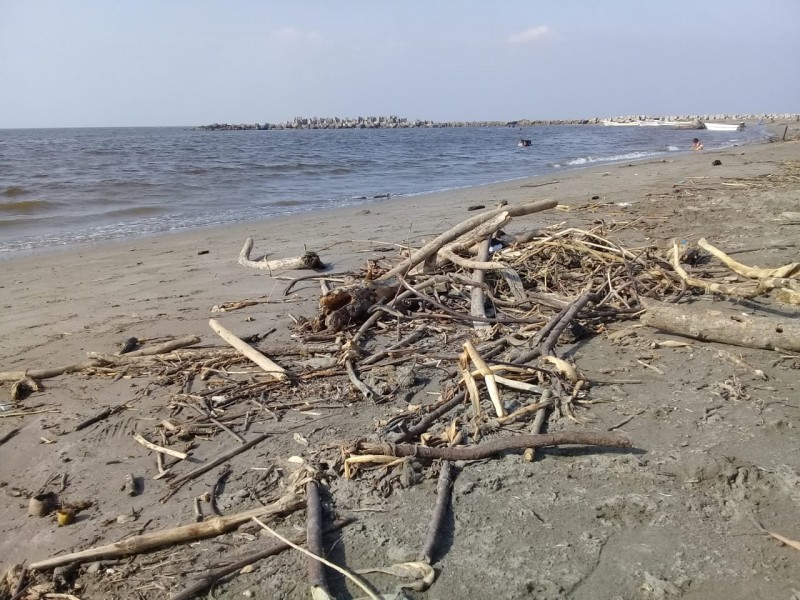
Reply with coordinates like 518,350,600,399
640,298,800,351
169,518,353,600
164,433,271,499
0,428,20,446
419,460,454,564
361,431,631,461
29,494,304,571
306,481,330,595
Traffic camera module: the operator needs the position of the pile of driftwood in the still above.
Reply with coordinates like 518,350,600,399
3,196,800,599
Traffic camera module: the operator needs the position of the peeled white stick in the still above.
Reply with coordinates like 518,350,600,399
209,319,287,381
463,340,505,417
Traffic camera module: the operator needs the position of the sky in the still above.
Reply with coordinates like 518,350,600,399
1,0,798,128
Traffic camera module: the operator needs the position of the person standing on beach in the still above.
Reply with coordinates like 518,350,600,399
692,138,704,151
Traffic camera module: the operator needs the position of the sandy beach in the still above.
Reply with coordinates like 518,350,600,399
2,133,800,599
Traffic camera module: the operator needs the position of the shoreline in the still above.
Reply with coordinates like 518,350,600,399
0,129,782,264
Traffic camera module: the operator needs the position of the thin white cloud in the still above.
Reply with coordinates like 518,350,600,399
271,27,322,44
506,26,554,45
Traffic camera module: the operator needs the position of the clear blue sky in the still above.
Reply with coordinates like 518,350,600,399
1,0,798,128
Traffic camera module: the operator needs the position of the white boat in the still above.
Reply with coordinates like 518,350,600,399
703,122,745,132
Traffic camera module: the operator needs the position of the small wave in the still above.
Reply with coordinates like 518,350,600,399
0,199,59,214
100,206,165,219
182,167,208,175
2,186,28,197
563,150,656,166
667,145,680,152
270,199,304,207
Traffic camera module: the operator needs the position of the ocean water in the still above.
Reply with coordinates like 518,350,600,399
0,124,768,256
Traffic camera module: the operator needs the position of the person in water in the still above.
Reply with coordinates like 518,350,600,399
692,138,704,151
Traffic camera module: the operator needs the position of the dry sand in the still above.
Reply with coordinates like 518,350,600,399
1,134,799,599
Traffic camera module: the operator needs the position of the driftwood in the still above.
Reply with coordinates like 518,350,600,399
640,298,800,351
239,237,325,271
29,493,303,571
209,319,287,380
306,481,330,596
0,336,202,383
0,360,101,383
356,431,631,462
169,518,353,600
419,460,453,564
164,432,271,498
120,336,201,357
379,199,557,280
697,238,800,280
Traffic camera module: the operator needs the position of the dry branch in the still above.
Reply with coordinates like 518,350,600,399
165,432,271,496
29,493,303,571
378,199,557,280
169,518,353,600
239,237,325,271
132,433,188,460
120,336,201,357
640,298,800,351
209,319,287,380
419,460,453,564
697,238,800,279
358,431,630,461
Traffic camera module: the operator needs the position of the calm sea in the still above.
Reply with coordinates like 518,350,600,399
0,124,768,256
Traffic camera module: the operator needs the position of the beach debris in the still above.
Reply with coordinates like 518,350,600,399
10,376,40,401
6,184,800,598
209,318,287,380
640,298,800,352
752,518,800,552
117,337,139,355
121,473,138,496
239,237,325,272
28,492,58,517
28,492,304,571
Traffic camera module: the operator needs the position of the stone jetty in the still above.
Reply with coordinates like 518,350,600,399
198,113,799,131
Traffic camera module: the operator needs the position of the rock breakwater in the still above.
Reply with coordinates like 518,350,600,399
198,113,799,131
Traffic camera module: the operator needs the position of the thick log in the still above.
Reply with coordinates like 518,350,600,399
640,298,800,351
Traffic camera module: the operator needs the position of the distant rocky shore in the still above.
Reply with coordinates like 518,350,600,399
198,113,799,131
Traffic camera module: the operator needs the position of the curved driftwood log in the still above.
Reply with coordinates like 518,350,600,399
379,199,557,280
239,237,325,272
640,298,800,351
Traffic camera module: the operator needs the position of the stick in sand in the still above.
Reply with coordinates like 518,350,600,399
29,493,303,571
209,319,287,380
253,517,380,600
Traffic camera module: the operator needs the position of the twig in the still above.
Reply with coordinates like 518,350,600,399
164,433,271,500
345,358,375,401
358,431,631,461
169,518,353,600
132,433,188,461
210,467,231,517
252,517,380,600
